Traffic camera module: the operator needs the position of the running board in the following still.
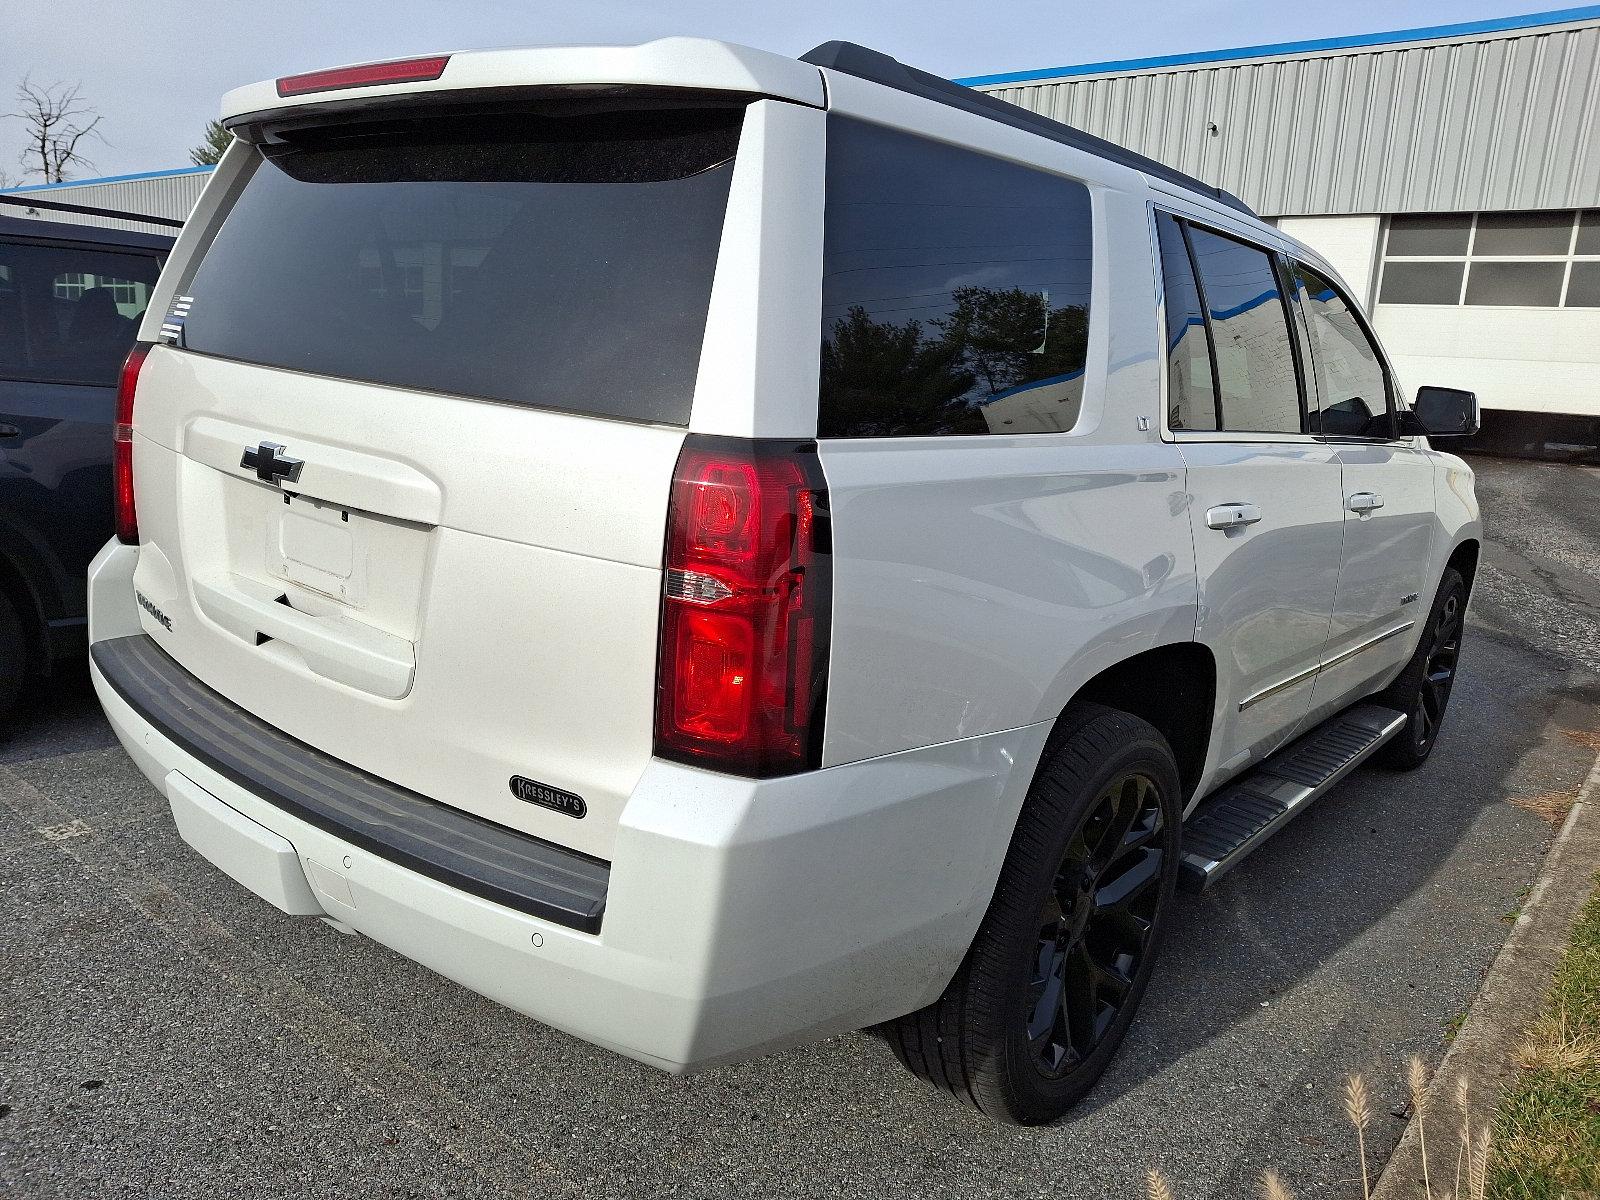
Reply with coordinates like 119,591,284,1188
1179,703,1408,892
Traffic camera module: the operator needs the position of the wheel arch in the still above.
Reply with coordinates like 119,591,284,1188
1045,641,1217,806
1445,537,1480,600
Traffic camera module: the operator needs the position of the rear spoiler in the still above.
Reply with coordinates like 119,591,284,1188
0,192,185,230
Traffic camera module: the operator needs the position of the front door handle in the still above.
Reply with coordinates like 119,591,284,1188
1347,491,1385,514
0,424,19,439
1205,503,1262,530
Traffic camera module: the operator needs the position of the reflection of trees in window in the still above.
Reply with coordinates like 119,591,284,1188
937,286,1087,396
821,305,980,436
820,285,1089,437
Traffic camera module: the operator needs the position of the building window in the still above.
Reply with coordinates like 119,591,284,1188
54,272,90,301
51,271,149,315
1379,210,1600,308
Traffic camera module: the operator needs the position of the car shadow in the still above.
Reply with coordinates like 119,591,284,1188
1,657,118,765
1064,616,1598,1124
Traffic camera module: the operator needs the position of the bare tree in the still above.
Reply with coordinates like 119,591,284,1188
8,78,104,183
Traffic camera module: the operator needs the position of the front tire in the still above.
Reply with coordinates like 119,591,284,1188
885,703,1182,1124
1376,566,1466,770
0,591,25,725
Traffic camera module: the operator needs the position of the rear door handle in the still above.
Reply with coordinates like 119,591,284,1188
1205,503,1262,530
0,424,19,439
1347,491,1384,514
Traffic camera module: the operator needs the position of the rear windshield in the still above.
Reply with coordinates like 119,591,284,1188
176,105,742,425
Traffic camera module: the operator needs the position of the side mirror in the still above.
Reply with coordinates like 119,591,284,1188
1411,386,1481,438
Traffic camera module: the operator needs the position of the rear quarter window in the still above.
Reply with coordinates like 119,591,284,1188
173,104,744,426
818,117,1093,439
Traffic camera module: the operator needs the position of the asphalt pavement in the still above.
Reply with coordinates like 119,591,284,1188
2,455,1598,1199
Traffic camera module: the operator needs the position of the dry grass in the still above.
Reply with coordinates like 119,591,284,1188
1259,1168,1294,1200
1144,1168,1176,1200
1506,790,1577,825
1488,871,1600,1198
1408,1055,1434,1199
1558,727,1600,754
1345,1075,1374,1198
1471,1127,1492,1200
1129,878,1600,1198
1135,1063,1493,1200
1515,1011,1600,1075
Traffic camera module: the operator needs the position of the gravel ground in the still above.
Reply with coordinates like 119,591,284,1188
1471,459,1600,675
1,455,1597,1200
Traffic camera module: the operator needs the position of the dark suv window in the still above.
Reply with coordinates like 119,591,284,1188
0,242,160,386
818,117,1093,438
176,104,744,426
1185,226,1304,435
1155,212,1218,431
1155,215,1306,436
1289,262,1392,438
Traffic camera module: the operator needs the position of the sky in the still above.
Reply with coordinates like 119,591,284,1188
0,0,1583,182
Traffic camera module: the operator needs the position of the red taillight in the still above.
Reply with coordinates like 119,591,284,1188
276,55,450,98
113,343,150,545
655,436,831,777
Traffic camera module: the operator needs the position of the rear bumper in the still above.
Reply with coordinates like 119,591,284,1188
92,632,609,933
88,542,1047,1071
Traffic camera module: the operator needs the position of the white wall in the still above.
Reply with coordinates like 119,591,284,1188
1373,306,1600,416
1275,213,1600,416
1276,216,1382,307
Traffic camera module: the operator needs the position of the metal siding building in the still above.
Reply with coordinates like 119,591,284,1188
0,166,213,236
961,6,1600,422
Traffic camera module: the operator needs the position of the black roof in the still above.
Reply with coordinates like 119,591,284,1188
0,211,175,250
800,41,1254,216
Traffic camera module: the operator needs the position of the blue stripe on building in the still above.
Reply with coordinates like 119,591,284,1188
953,5,1600,88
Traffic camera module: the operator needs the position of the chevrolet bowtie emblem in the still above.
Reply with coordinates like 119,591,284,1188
240,441,304,485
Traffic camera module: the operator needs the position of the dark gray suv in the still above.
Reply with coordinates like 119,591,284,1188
0,213,171,719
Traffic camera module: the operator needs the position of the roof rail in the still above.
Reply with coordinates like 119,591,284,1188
0,192,185,229
799,40,1254,216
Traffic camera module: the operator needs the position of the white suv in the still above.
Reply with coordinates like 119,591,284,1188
88,39,1482,1124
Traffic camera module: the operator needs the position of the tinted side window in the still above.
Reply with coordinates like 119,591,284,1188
1154,212,1218,431
1186,226,1304,435
0,241,160,386
1290,262,1392,438
818,117,1093,438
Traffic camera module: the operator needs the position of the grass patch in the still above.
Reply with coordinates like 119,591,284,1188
1487,870,1600,1199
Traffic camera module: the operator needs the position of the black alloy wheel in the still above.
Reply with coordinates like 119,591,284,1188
884,703,1182,1124
1410,585,1463,757
1026,770,1165,1077
1378,566,1468,770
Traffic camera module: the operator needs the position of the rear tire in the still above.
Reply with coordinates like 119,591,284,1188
1376,566,1466,770
0,591,24,725
885,703,1182,1124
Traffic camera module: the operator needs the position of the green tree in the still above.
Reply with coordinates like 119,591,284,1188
189,119,231,166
